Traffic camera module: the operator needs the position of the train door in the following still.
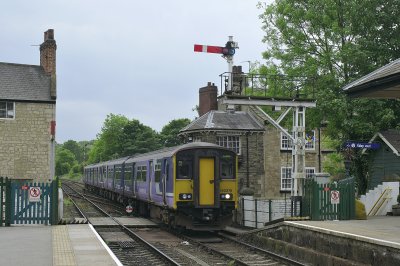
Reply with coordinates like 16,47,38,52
149,160,153,201
199,157,215,206
162,159,169,205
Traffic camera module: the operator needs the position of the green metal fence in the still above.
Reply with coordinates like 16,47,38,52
302,177,355,220
9,178,59,225
0,177,11,226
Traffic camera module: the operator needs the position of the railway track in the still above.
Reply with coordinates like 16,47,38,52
61,180,180,266
62,179,306,266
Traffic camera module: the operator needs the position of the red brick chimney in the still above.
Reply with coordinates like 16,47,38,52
40,29,57,99
40,29,57,75
199,82,218,116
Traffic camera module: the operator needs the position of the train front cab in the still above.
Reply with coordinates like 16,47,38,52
173,147,237,230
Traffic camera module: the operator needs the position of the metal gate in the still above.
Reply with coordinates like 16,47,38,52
302,177,355,220
1,177,11,226
10,179,59,225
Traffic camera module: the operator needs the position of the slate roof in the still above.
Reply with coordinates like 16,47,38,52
0,62,53,102
179,110,265,134
380,129,400,155
368,129,400,156
342,59,400,98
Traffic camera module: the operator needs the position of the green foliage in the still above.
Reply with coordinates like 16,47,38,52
120,119,162,156
159,118,191,147
55,148,76,176
87,114,190,163
258,0,400,193
322,153,345,180
258,0,400,143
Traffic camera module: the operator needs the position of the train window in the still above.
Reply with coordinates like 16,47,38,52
177,160,193,179
220,154,234,179
165,160,170,181
125,164,133,187
115,165,122,185
136,165,147,182
154,162,162,183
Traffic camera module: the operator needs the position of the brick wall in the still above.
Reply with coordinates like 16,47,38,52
0,102,55,181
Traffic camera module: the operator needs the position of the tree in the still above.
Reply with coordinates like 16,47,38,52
62,140,83,163
258,0,400,191
55,148,76,176
121,119,161,156
88,114,129,163
160,118,191,147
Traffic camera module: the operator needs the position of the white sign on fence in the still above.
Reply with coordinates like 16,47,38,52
29,187,41,202
331,190,340,204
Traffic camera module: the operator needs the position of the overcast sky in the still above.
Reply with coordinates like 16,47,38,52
0,0,270,143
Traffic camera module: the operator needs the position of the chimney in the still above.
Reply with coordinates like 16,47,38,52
40,29,57,99
199,82,218,116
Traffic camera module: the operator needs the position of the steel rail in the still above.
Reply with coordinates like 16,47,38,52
218,231,307,266
62,180,180,266
61,183,88,221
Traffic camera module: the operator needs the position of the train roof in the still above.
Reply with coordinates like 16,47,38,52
125,142,230,163
85,142,234,169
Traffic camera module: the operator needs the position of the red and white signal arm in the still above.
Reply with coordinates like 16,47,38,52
29,187,41,202
331,190,340,204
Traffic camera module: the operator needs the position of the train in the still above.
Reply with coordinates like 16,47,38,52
83,142,238,230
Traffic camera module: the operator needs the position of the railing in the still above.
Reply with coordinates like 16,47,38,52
368,188,392,216
219,72,316,100
302,177,355,220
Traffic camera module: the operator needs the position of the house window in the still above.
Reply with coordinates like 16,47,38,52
0,101,15,119
280,130,315,150
281,167,316,191
305,167,315,179
216,136,241,154
281,167,292,191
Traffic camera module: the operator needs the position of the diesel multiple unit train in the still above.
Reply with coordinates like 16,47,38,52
83,142,238,230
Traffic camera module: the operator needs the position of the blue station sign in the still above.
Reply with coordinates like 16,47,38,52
344,141,381,150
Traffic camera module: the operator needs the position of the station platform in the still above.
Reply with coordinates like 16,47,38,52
285,216,400,250
0,224,121,266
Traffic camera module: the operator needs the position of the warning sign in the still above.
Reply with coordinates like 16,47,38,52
331,190,340,204
29,187,41,202
126,205,133,214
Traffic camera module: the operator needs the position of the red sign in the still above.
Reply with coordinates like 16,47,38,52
126,205,133,214
21,185,29,190
323,187,330,192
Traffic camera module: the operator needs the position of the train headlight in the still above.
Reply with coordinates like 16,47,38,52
220,193,233,200
179,193,193,200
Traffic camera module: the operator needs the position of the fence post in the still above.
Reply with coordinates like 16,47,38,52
242,197,245,226
51,177,59,225
268,199,272,222
5,178,11,226
255,199,258,228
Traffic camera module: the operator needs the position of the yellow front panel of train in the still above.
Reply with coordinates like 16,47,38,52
199,158,214,205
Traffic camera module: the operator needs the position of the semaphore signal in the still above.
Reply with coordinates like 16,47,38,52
194,36,239,91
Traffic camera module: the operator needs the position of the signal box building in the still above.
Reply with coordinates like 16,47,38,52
180,82,322,199
0,29,57,181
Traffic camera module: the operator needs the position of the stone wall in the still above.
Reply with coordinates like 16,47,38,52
0,102,55,181
264,127,320,199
